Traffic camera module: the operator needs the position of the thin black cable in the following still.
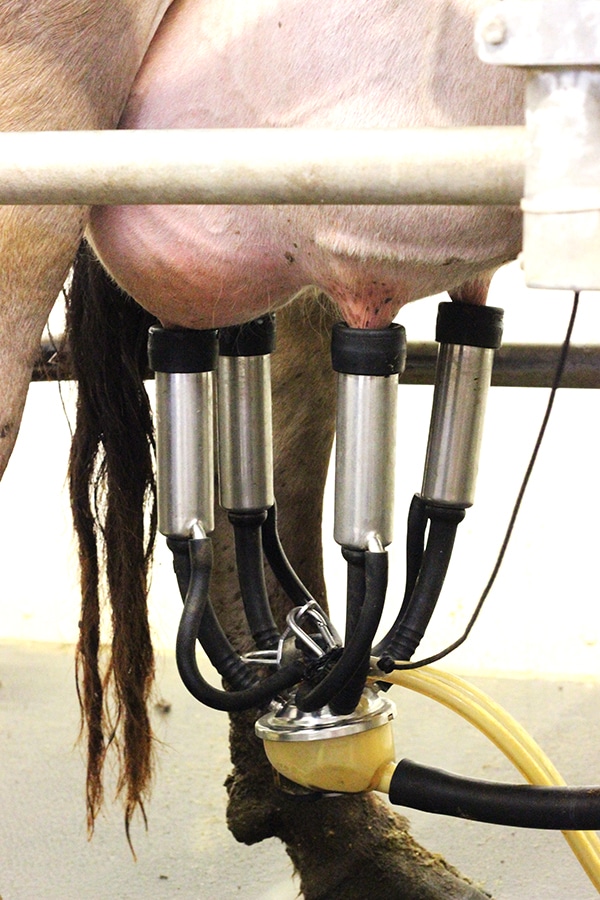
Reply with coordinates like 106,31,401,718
261,503,317,606
382,291,580,673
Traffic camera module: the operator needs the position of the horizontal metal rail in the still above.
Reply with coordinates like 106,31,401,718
34,341,600,389
0,127,525,206
405,342,600,389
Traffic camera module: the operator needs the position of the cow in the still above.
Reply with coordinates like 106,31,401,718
0,1,524,897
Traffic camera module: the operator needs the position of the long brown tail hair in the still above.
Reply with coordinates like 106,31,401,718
65,241,158,843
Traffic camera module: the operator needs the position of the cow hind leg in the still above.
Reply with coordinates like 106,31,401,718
213,295,490,900
0,0,171,480
0,0,171,476
0,206,86,477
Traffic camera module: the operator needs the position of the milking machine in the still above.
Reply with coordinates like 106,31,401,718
144,0,600,862
148,294,600,844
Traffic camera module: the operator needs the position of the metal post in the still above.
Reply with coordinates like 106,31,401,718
477,0,600,290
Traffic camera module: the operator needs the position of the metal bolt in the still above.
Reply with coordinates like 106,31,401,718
482,16,507,46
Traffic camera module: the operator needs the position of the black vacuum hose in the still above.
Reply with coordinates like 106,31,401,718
175,536,304,711
230,511,280,651
375,508,463,662
296,549,388,713
400,493,429,621
168,537,257,690
327,548,371,716
389,759,600,830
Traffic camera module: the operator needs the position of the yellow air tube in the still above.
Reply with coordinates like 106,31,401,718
377,668,600,893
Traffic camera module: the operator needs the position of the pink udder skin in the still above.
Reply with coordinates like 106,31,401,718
88,0,525,329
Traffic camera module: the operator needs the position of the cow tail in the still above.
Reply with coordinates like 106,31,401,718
65,241,158,846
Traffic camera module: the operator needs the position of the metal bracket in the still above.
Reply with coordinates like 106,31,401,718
477,0,600,291
477,1,600,67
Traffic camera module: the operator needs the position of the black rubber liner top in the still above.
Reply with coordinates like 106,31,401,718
219,314,276,357
148,325,219,373
331,322,407,375
436,302,504,349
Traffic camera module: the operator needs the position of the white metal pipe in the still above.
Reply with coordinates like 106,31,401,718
0,127,525,206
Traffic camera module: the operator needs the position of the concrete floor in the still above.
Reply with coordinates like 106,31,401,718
1,640,599,899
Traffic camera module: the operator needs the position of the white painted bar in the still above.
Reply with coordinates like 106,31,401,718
0,127,525,206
